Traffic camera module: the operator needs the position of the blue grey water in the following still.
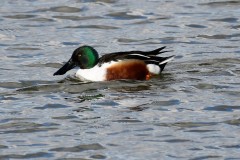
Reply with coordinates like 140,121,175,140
0,0,240,159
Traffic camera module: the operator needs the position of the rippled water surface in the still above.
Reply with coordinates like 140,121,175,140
1,0,240,159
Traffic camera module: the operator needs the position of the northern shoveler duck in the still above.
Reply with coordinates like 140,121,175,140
53,46,174,81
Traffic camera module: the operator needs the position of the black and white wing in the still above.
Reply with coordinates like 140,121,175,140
98,46,174,72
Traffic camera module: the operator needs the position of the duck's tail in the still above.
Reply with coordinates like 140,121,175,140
159,55,175,72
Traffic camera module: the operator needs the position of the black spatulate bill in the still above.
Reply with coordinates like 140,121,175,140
53,59,76,76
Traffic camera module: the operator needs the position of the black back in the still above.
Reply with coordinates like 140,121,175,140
98,46,174,72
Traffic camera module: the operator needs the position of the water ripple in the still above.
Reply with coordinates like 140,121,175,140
0,152,53,159
53,15,103,21
34,6,82,13
50,143,105,152
200,1,240,7
64,24,120,29
204,105,240,112
210,17,238,23
106,11,147,20
4,15,36,19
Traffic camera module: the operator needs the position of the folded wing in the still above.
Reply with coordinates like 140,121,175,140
98,46,174,73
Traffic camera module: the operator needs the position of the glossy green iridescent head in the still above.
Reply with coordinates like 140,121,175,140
53,46,99,76
72,46,99,69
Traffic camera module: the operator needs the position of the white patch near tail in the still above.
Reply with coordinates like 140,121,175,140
147,64,160,74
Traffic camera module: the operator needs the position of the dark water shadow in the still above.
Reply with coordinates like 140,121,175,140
199,1,240,7
50,143,105,152
224,118,240,126
14,72,175,95
0,121,59,134
155,121,218,129
32,6,82,13
53,15,103,21
106,11,147,20
204,105,240,112
0,152,53,159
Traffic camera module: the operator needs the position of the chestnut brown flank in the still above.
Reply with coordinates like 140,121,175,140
106,60,150,80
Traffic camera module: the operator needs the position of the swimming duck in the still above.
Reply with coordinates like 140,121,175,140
53,46,174,81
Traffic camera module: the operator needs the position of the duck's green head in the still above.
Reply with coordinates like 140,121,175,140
53,46,99,76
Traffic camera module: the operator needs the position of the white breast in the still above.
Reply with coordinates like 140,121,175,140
75,61,118,81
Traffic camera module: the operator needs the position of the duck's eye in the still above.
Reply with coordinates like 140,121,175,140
77,54,81,60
